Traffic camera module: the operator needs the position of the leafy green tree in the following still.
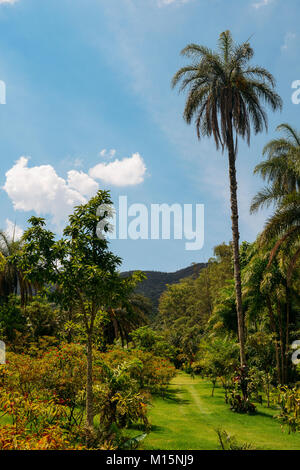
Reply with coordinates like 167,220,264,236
159,244,233,330
130,326,176,361
103,294,150,348
0,231,33,306
242,241,299,384
24,297,59,343
251,123,300,212
207,280,238,335
198,337,239,399
158,243,234,363
15,191,143,445
246,331,276,406
251,124,300,282
172,30,282,365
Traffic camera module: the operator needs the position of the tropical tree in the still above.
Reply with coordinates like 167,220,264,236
251,123,300,212
103,294,150,348
172,30,282,365
251,124,300,282
198,336,239,399
0,230,33,305
15,191,143,446
243,238,300,384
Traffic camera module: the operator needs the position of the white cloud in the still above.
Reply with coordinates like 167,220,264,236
252,0,273,8
73,158,84,168
67,170,99,198
89,152,146,186
0,0,19,4
3,152,147,227
4,219,23,241
158,0,190,6
99,148,116,159
3,157,98,225
281,32,297,51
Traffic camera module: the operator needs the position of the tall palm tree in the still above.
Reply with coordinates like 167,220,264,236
251,123,300,213
251,124,300,280
262,193,300,276
172,30,282,365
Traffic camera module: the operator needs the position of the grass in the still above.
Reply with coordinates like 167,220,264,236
1,372,300,450
136,372,300,450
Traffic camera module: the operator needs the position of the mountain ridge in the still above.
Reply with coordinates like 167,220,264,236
122,262,207,309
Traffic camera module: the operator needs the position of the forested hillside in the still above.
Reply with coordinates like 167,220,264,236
122,263,207,309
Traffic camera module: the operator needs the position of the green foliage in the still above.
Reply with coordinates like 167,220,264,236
93,359,150,437
216,428,254,450
24,297,59,342
275,386,300,433
12,191,145,442
100,294,150,349
172,30,282,149
198,337,239,399
15,191,143,343
243,240,299,384
229,366,256,414
101,347,176,395
0,295,26,343
208,281,237,334
0,343,176,449
0,231,33,306
130,326,176,361
157,243,234,365
123,264,206,311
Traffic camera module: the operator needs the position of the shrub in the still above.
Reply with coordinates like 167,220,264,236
102,347,176,394
0,343,175,449
216,428,255,450
275,386,300,433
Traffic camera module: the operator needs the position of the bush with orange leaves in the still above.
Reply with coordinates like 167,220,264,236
0,424,74,450
0,343,176,449
0,385,81,450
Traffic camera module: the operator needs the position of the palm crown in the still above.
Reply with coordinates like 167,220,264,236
251,123,300,213
171,30,282,150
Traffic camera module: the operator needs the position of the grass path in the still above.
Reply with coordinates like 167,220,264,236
138,373,300,450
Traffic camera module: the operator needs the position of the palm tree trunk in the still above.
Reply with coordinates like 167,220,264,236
86,333,94,447
285,283,290,383
277,300,286,384
266,296,282,384
227,132,246,366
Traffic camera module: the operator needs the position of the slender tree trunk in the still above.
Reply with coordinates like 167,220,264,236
277,300,286,384
227,130,246,366
266,296,282,384
211,378,216,397
86,333,94,447
285,283,290,383
266,374,270,408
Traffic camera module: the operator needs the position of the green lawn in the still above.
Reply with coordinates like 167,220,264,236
2,373,300,450
138,373,300,450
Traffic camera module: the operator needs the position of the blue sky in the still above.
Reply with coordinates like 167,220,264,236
0,0,299,271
